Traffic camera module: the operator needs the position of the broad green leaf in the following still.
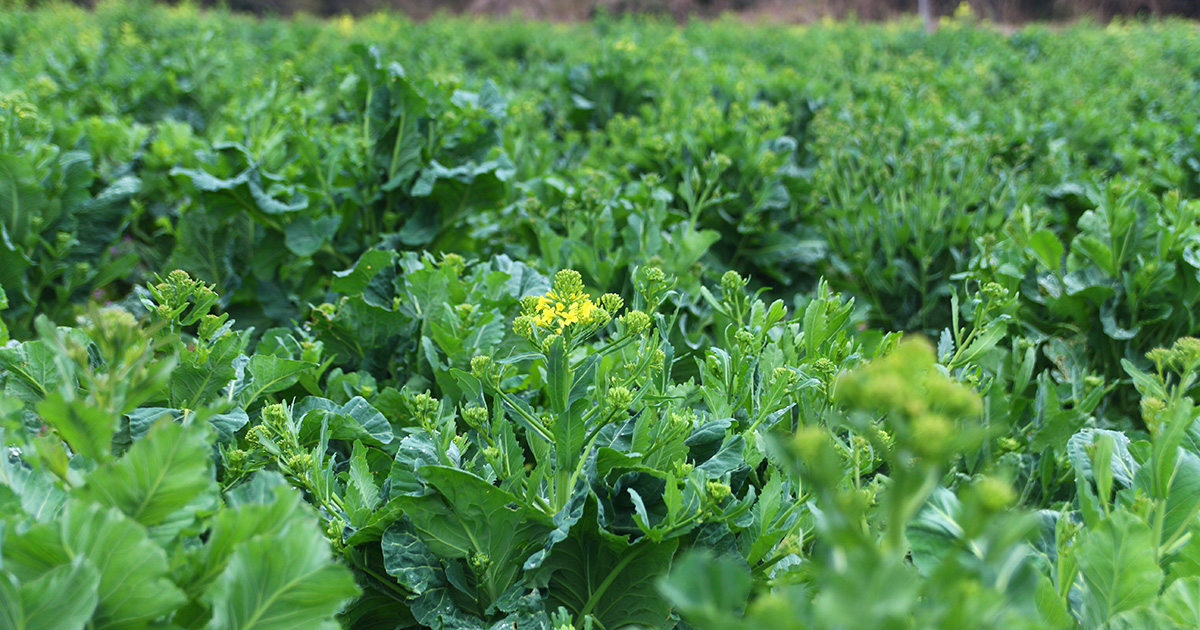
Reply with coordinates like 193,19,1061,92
388,434,441,497
382,519,444,596
332,249,395,295
907,487,964,574
1078,511,1162,627
208,408,250,443
205,506,358,630
696,435,745,478
0,153,49,248
393,466,551,606
492,256,550,299
168,333,247,409
283,214,340,257
175,485,302,598
0,446,67,521
1158,576,1200,626
657,550,750,628
0,341,59,403
1069,429,1140,488
381,519,486,628
0,556,100,630
2,501,186,630
1030,228,1065,271
36,394,117,463
125,407,182,442
540,498,678,629
75,420,215,527
297,396,393,447
241,354,315,403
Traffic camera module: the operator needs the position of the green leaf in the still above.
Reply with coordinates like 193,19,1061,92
657,550,750,628
1030,228,1065,271
242,354,316,403
208,408,250,443
388,434,441,497
297,396,393,447
74,420,215,527
332,250,396,295
393,466,551,606
545,336,570,416
168,333,248,409
0,284,8,345
493,256,550,299
348,440,381,511
174,485,303,599
1069,429,1140,488
540,497,678,629
1134,448,1200,545
1158,576,1200,626
382,519,444,596
0,556,100,630
283,214,340,257
36,394,117,463
0,340,59,403
0,446,67,521
949,315,1010,368
204,500,358,630
125,408,182,442
0,153,49,248
381,519,487,629
696,435,745,478
2,501,187,630
907,487,964,574
1078,510,1162,627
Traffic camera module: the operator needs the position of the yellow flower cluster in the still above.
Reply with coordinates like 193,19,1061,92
534,288,598,331
513,270,624,343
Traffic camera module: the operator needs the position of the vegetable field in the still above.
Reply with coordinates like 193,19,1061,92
3,4,1200,629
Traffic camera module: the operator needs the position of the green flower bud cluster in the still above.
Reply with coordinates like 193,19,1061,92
463,405,489,430
553,269,585,297
706,480,732,503
720,270,746,297
469,551,492,572
773,367,799,387
650,348,666,371
813,358,837,379
835,339,982,462
973,476,1016,512
599,293,624,314
605,386,634,411
413,392,439,428
620,310,652,336
471,355,498,386
147,269,221,329
440,252,466,275
981,282,1008,301
634,265,668,306
1140,397,1168,434
1147,337,1200,374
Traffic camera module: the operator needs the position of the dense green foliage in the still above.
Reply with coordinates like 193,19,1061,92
4,3,1200,629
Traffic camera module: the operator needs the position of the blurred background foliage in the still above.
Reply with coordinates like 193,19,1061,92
6,0,1198,22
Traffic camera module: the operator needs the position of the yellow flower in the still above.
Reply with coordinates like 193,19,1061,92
533,289,597,332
